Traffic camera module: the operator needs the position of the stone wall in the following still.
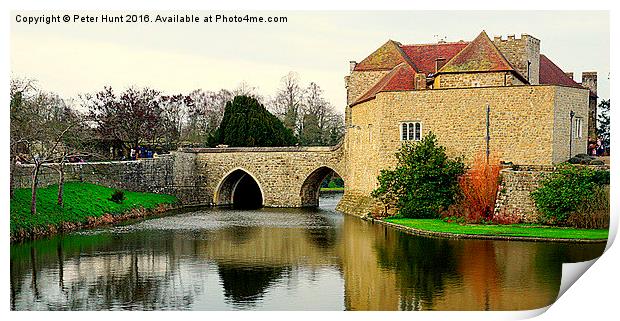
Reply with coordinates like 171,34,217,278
581,72,598,141
492,34,540,84
13,144,346,209
337,84,589,217
434,71,523,89
346,85,588,197
345,70,390,126
552,85,590,163
335,190,377,217
13,155,176,195
180,144,345,207
494,168,548,222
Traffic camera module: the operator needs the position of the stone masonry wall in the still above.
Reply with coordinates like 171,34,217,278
13,144,346,208
184,144,345,207
494,168,548,222
434,71,523,89
492,34,540,84
13,155,176,195
552,86,589,163
337,84,589,217
345,70,390,127
346,70,390,106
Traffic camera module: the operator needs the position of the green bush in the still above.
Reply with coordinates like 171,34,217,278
327,177,344,188
372,132,465,218
109,190,125,204
566,185,610,229
531,163,609,225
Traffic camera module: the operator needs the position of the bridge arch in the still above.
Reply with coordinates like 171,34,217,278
214,168,264,209
300,166,343,207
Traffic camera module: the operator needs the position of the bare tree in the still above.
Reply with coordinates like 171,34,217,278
12,88,79,213
186,89,233,145
10,77,37,199
270,72,304,135
233,81,262,102
160,94,194,149
300,82,344,145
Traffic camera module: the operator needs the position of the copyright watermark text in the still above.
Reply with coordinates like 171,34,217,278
14,13,288,25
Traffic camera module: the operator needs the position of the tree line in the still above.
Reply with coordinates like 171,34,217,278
10,73,345,215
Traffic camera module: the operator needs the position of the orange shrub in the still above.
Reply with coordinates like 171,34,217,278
456,152,501,223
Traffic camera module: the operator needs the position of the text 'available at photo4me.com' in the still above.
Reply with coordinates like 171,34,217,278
15,13,289,25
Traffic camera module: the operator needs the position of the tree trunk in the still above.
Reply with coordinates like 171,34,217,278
30,164,40,215
57,161,65,206
10,154,15,199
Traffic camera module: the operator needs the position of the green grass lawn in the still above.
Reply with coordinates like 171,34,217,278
320,187,344,192
384,218,609,240
11,182,177,235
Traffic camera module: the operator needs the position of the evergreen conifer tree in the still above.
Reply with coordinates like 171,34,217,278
209,95,297,147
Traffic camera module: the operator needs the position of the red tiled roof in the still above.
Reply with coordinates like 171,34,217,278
354,40,417,71
438,31,515,74
352,32,591,107
352,63,416,106
539,54,583,89
400,42,469,75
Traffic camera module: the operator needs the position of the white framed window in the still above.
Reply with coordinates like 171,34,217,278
400,122,422,141
574,117,583,139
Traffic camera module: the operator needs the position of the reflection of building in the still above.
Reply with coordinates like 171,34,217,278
340,215,400,310
341,31,598,211
10,208,606,311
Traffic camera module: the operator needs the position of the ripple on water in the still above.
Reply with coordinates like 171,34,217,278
110,206,342,234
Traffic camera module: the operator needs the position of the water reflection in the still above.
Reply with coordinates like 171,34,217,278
374,231,461,310
218,264,290,307
10,193,605,311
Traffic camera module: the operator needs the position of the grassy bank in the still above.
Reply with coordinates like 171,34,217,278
320,187,344,192
384,218,609,240
11,182,177,237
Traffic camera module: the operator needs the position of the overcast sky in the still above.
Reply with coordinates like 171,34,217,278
11,11,609,113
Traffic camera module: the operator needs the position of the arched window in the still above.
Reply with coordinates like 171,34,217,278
400,122,422,141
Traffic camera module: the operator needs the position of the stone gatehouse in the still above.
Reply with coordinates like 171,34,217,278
338,31,598,215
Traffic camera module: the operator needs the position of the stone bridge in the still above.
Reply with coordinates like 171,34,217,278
172,143,345,208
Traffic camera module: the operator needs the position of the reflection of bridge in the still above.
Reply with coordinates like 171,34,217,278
172,143,345,208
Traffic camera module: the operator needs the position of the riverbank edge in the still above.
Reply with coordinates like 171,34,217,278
360,216,608,244
10,203,183,243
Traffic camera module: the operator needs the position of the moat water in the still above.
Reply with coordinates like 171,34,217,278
10,194,605,311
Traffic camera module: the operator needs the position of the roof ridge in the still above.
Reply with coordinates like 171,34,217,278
400,41,469,47
354,40,418,72
393,41,420,73
539,54,587,91
437,31,518,76
351,63,414,106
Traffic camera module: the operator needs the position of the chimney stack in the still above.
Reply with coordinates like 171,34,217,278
435,57,447,73
415,74,427,90
581,72,597,96
565,72,573,80
349,61,357,73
